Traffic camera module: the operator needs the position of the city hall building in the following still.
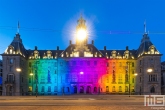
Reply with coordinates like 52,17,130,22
1,16,162,96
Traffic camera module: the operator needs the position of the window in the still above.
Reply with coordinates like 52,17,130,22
22,77,23,82
55,70,57,74
80,61,83,66
87,61,90,66
140,76,141,82
29,62,31,67
125,86,128,92
107,62,109,67
112,86,115,92
132,78,134,83
119,62,122,67
29,78,31,83
60,62,63,66
54,86,57,92
10,49,12,54
41,86,44,92
150,86,155,93
9,66,13,72
94,61,97,66
107,78,109,83
10,58,13,64
132,70,134,74
140,68,141,73
132,62,134,67
118,74,122,83
48,86,51,92
73,61,76,66
125,74,128,82
112,73,115,82
8,74,14,82
140,60,141,65
54,62,57,67
119,86,122,92
149,75,157,82
106,86,109,92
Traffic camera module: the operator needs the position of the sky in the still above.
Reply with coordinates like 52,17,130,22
0,0,165,61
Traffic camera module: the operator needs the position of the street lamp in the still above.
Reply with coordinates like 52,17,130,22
30,73,33,95
16,68,21,72
147,68,153,73
16,68,21,95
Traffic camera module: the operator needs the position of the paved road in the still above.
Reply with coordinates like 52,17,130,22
0,95,162,110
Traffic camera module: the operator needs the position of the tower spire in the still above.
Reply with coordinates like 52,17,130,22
17,21,20,33
144,20,146,34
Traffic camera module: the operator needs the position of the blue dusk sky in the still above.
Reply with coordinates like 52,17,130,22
0,0,165,61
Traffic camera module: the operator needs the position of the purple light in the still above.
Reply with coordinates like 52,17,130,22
80,72,84,74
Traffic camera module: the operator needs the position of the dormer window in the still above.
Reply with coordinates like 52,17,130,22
111,51,116,58
47,51,52,59
10,49,12,54
149,46,155,54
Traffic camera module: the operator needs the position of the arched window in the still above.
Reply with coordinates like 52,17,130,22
125,86,128,92
150,86,155,93
119,86,122,92
125,73,128,82
112,73,115,82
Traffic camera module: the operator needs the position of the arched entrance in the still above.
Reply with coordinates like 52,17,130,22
150,86,155,93
106,86,109,92
94,87,97,93
73,86,77,93
86,86,91,93
80,86,84,93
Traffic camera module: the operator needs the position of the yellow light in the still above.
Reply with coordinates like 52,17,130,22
30,73,33,76
134,73,138,76
16,68,21,72
77,29,87,41
147,68,153,73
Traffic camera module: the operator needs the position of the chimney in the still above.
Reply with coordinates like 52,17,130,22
70,40,72,45
35,46,37,50
104,46,106,50
57,46,59,50
92,40,94,45
126,46,129,50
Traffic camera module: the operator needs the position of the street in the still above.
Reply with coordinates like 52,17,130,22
0,95,157,110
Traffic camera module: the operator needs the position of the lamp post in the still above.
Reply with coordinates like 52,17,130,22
16,68,21,95
30,73,33,95
126,62,131,97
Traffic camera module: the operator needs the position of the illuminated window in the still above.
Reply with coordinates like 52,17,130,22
106,86,109,92
119,62,122,67
112,86,115,92
119,86,122,92
10,49,12,54
125,86,128,92
48,86,51,92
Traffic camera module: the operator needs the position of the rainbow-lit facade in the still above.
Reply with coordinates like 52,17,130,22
2,16,162,96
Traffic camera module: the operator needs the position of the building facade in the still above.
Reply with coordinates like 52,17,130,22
161,61,165,94
1,16,162,96
0,60,2,95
